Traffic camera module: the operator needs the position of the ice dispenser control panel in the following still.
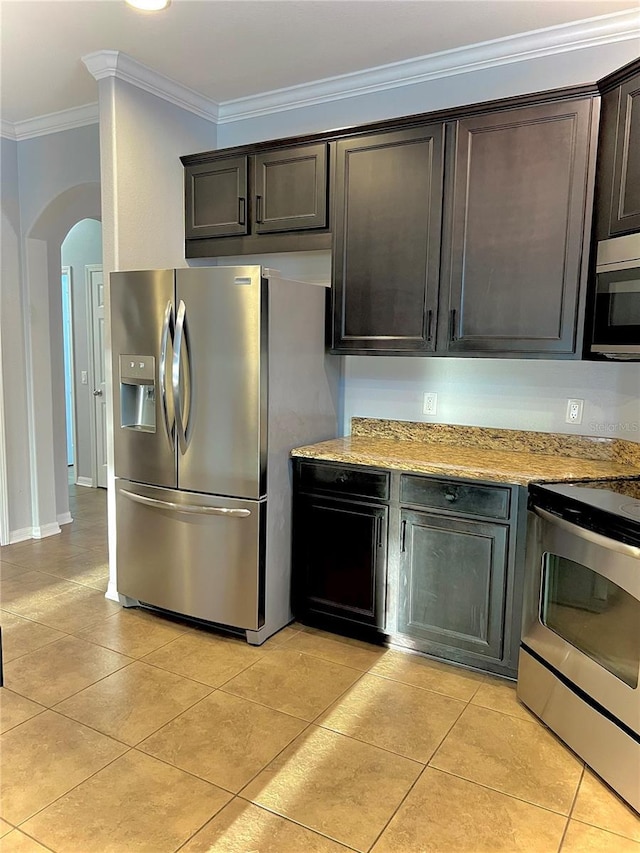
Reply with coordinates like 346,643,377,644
119,355,156,432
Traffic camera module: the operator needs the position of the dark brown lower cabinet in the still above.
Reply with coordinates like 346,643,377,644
398,509,509,665
293,493,387,629
292,460,526,677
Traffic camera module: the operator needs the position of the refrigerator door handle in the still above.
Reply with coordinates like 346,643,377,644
120,489,252,517
173,299,192,454
159,300,176,450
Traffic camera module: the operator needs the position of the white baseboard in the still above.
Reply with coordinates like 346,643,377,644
9,526,33,544
105,580,137,607
76,477,94,488
32,522,61,539
105,580,120,602
8,521,64,542
57,512,73,525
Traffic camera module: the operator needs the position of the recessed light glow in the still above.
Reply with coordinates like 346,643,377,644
125,0,170,11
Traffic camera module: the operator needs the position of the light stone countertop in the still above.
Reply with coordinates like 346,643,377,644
291,419,640,486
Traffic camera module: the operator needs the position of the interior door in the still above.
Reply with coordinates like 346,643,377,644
175,267,265,499
61,266,76,469
88,266,107,488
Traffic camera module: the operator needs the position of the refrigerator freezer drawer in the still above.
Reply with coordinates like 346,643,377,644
116,480,265,630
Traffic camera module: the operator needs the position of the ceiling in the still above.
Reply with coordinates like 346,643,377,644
1,0,639,126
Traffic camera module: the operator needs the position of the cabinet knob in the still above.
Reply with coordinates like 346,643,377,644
444,491,457,502
336,474,348,483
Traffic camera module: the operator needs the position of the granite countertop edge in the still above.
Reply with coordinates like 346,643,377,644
290,431,640,487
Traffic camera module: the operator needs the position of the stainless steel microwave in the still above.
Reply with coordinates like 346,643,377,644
591,233,640,359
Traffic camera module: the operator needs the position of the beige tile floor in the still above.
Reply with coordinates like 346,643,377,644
1,481,639,853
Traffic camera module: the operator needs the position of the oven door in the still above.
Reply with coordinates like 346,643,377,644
521,507,640,736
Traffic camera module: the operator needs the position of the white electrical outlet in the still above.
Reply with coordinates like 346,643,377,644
423,392,438,416
566,398,584,425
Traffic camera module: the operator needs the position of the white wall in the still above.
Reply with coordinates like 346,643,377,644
99,77,217,273
23,126,102,531
61,218,103,484
0,125,102,541
343,358,640,440
18,125,101,236
218,40,640,444
1,138,31,539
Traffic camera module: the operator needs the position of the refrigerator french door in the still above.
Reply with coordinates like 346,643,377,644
110,267,268,632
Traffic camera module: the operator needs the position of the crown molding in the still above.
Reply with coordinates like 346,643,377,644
217,8,640,123
1,104,100,141
82,50,220,123
4,10,639,140
0,121,17,140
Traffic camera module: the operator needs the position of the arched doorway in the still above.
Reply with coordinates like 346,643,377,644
19,182,102,537
60,219,104,493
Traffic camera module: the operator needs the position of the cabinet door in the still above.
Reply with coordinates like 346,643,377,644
294,495,387,628
253,144,328,234
444,99,594,354
398,509,508,662
609,74,640,237
185,156,248,239
332,125,444,353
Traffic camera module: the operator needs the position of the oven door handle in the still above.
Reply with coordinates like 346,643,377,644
532,507,640,560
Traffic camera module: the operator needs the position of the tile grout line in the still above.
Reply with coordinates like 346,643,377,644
362,667,486,704
3,647,135,710
126,654,371,799
4,823,58,852
425,765,582,820
365,763,429,852
569,816,640,844
173,797,360,853
227,663,416,853
11,745,135,835
51,675,217,750
556,764,585,851
362,673,482,851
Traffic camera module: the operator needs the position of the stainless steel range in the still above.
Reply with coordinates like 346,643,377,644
518,478,640,812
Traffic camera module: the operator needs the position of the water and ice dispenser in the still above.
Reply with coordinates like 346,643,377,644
119,355,156,432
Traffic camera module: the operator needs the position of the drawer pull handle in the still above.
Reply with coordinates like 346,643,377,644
336,474,348,483
444,492,457,502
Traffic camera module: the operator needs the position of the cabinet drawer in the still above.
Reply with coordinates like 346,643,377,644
400,475,510,519
297,462,389,500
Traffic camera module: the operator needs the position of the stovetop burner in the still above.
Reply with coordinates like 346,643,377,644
528,478,640,547
620,502,640,521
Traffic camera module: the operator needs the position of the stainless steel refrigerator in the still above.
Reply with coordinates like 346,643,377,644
110,266,338,644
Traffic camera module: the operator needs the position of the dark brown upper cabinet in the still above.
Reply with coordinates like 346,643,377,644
181,81,606,358
594,58,640,240
182,142,330,257
185,156,248,239
253,143,327,233
442,97,597,355
331,124,445,353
